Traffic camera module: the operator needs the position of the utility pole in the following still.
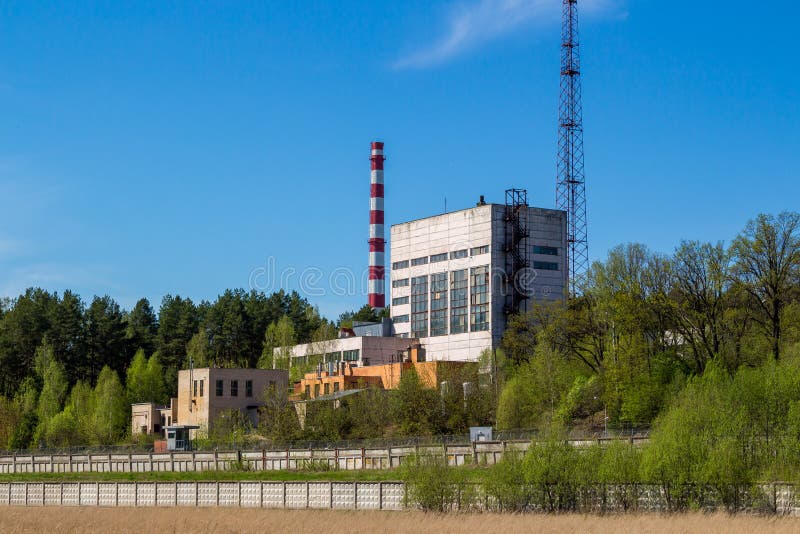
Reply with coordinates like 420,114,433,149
556,0,589,295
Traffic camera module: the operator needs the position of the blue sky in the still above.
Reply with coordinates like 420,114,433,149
1,1,798,320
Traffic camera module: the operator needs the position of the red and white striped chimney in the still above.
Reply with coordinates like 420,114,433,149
368,141,386,310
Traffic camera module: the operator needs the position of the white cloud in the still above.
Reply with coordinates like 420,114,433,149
394,0,622,69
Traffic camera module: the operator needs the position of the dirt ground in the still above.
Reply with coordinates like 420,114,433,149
2,508,800,534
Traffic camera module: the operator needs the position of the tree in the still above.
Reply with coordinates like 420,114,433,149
731,212,800,360
157,295,199,374
86,295,127,382
126,298,158,357
337,304,380,328
390,368,441,436
126,349,167,404
90,366,128,445
671,241,731,373
35,345,69,443
268,316,296,371
48,290,86,385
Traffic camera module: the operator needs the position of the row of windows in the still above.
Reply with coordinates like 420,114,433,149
533,261,559,271
533,245,559,256
392,296,409,306
399,266,490,336
392,278,409,288
393,245,490,271
212,379,254,398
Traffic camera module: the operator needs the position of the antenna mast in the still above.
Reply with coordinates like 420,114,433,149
556,0,588,294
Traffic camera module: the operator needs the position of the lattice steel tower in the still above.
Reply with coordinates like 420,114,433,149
556,0,588,294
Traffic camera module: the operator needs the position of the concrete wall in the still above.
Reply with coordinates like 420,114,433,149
0,480,404,510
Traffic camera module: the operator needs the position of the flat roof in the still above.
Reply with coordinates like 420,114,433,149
390,202,565,228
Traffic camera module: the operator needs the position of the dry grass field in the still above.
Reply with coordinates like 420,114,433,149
1,508,800,534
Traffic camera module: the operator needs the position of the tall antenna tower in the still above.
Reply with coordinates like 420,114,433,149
556,0,588,294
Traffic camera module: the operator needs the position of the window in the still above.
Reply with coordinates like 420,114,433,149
230,380,238,397
323,383,330,395
305,385,310,397
430,272,448,336
333,382,340,393
450,249,468,260
393,314,409,324
193,380,197,397
392,260,409,270
533,261,559,271
450,269,468,334
216,380,223,396
470,266,490,332
392,296,409,306
392,278,409,288
533,245,559,256
199,380,204,397
314,384,320,397
411,256,428,266
343,349,360,362
324,352,341,363
411,275,429,338
430,253,447,263
470,245,489,256
246,380,253,397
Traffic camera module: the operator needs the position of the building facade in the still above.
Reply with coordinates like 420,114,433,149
175,368,289,435
389,202,567,361
285,333,415,369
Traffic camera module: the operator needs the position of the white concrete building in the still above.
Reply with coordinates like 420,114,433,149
285,333,416,369
389,200,567,362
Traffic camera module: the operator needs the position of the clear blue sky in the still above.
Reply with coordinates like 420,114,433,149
1,1,798,320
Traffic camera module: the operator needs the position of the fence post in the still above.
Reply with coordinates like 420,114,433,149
88,454,92,473
60,482,63,506
306,481,310,509
25,481,28,506
115,482,119,507
387,446,392,469
216,481,220,507
49,455,54,473
134,481,138,507
282,481,287,509
149,453,153,472
170,452,174,472
214,451,219,471
329,481,334,509
192,451,196,472
128,453,132,473
239,481,242,507
96,482,100,506
334,448,339,469
354,482,358,510
361,448,365,469
285,448,290,470
262,449,266,472
379,481,383,510
12,454,16,474
68,454,72,473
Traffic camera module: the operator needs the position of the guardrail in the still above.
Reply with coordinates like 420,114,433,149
0,480,404,509
0,437,649,474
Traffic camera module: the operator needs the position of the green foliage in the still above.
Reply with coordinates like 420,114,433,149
400,454,474,512
391,368,442,436
90,366,128,445
126,349,168,405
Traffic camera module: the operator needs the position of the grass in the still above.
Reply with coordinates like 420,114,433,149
2,508,800,534
0,468,404,483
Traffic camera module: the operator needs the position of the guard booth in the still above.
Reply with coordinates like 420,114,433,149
165,425,200,451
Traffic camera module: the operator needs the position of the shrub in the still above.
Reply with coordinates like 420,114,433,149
399,454,474,512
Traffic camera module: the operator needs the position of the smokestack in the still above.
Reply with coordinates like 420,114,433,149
368,141,386,310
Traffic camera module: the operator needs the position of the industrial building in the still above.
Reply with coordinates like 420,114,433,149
273,144,568,369
389,191,567,361
131,367,289,438
292,342,470,399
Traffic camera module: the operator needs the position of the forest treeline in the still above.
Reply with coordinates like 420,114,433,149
498,211,800,431
0,211,798,451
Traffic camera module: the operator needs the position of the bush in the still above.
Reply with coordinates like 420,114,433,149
484,452,533,512
399,454,475,512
